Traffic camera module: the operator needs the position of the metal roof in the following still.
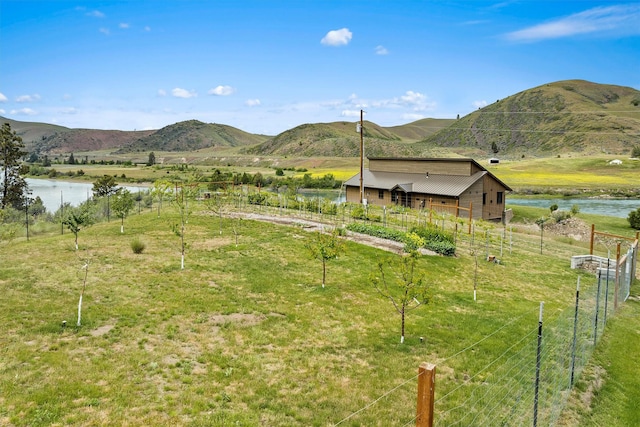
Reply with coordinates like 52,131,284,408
364,157,512,191
344,170,491,197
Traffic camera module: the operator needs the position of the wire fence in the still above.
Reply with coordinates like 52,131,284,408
39,187,634,426
199,189,637,426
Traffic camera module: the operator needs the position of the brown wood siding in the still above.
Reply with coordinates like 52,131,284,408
364,188,392,206
482,175,508,220
369,159,474,176
346,186,393,206
459,179,484,220
345,186,360,204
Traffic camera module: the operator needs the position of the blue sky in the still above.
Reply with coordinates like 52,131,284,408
1,1,639,135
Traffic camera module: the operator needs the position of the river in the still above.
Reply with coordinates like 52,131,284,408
25,178,148,213
507,197,639,219
24,178,638,219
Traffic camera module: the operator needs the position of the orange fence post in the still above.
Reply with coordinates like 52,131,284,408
590,224,595,255
416,362,436,427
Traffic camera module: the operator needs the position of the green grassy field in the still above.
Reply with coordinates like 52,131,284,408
57,153,640,197
1,198,638,426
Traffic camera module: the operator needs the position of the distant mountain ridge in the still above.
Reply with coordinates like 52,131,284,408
3,80,639,158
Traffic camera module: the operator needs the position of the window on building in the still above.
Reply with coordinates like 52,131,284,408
483,193,487,205
378,189,384,199
391,192,397,203
497,191,504,204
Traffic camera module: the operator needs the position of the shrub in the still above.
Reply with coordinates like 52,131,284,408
346,223,406,243
570,204,580,215
409,225,455,245
130,239,146,254
549,204,559,213
551,210,571,223
628,207,640,230
403,232,425,253
425,240,457,256
632,145,640,158
247,193,268,205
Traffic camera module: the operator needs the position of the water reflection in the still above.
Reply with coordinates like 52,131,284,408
25,178,148,212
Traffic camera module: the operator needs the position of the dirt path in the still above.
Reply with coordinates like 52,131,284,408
227,212,432,255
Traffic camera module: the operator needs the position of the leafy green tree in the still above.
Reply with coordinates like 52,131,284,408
111,189,135,233
628,207,640,230
68,153,75,165
305,228,345,288
147,151,156,166
1,122,28,209
631,146,640,158
370,252,430,343
63,204,95,250
92,175,118,198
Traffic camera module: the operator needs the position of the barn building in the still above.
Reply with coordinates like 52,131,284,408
344,157,512,221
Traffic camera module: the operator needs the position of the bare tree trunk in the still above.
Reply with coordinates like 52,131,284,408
322,259,326,288
401,307,405,343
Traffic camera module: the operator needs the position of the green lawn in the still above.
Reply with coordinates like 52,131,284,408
0,200,638,426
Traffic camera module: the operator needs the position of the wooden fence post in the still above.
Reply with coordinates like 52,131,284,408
416,362,436,427
590,224,595,255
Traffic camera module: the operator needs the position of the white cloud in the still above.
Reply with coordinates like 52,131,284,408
375,45,389,55
172,88,197,98
16,94,41,103
208,85,235,96
89,11,105,18
473,100,488,109
245,99,261,107
144,26,151,32
63,93,72,100
0,92,7,102
87,10,105,18
157,89,167,96
400,91,426,106
321,28,353,46
60,107,78,115
99,28,110,35
505,4,640,42
119,23,130,29
341,110,362,118
0,109,5,114
10,108,37,115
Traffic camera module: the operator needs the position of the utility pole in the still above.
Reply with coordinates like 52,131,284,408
359,109,364,204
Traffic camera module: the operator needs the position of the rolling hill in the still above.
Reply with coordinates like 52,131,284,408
415,80,640,158
3,80,639,158
114,120,270,153
243,119,455,157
